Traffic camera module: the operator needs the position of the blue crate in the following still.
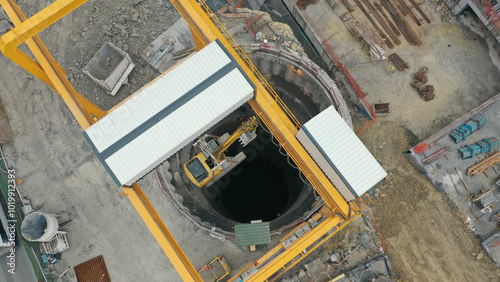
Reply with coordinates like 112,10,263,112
450,131,462,143
472,114,487,127
465,120,479,133
477,140,489,154
485,137,499,151
458,147,472,159
466,144,481,157
456,128,467,141
460,124,472,136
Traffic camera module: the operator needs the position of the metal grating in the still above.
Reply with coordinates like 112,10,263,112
74,255,111,282
235,222,271,247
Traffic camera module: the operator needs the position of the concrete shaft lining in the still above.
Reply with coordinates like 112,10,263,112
250,43,353,129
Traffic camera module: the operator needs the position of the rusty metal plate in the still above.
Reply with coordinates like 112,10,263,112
74,255,111,282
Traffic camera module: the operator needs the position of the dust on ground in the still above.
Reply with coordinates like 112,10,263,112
360,121,500,281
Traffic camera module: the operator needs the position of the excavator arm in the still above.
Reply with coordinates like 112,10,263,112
184,116,258,187
212,116,257,162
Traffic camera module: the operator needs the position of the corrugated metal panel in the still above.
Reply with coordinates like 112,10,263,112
235,222,271,247
297,106,386,200
84,40,255,186
296,130,355,200
85,41,232,152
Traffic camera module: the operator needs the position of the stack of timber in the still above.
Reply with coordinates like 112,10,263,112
354,0,395,49
467,151,500,176
388,53,409,70
379,0,423,45
350,0,432,48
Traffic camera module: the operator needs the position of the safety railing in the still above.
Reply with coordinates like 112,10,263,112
199,1,302,129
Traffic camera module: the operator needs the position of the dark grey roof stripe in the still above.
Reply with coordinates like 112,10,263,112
83,39,257,187
214,39,256,90
301,126,358,198
95,56,240,162
82,131,123,187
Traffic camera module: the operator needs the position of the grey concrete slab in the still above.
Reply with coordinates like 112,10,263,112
405,94,500,240
141,17,194,73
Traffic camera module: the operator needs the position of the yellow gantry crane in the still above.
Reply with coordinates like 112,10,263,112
0,0,360,281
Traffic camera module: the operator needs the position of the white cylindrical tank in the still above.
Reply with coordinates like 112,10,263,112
21,211,59,242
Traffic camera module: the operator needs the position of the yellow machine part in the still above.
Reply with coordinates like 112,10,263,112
184,152,214,187
184,116,257,187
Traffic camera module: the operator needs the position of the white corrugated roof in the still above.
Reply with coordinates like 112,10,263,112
297,106,386,200
84,40,255,186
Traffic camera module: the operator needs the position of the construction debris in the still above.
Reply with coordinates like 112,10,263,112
411,81,435,101
411,67,435,101
221,9,304,52
467,151,500,176
491,212,500,223
388,53,409,71
423,147,450,163
374,103,390,114
380,0,422,45
414,71,428,83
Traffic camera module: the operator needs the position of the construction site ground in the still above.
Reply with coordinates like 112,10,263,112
405,95,500,240
2,0,500,281
303,0,500,280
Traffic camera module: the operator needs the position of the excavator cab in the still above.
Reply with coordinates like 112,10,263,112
184,116,258,187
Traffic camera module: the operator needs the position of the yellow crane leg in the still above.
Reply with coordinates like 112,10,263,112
0,0,106,129
169,0,215,50
123,183,203,282
249,95,353,217
0,0,55,88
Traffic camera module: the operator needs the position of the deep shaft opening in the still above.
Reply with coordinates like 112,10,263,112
203,126,304,223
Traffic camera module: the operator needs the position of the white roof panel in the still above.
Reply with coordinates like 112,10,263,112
297,106,386,200
85,41,232,152
84,40,255,186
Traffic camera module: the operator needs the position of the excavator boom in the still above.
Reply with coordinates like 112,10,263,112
184,116,258,187
212,116,257,162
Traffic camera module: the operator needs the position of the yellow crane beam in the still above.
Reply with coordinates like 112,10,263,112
124,184,202,282
231,212,360,282
170,0,355,218
0,0,106,130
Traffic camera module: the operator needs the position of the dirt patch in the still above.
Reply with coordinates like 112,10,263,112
360,120,500,281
